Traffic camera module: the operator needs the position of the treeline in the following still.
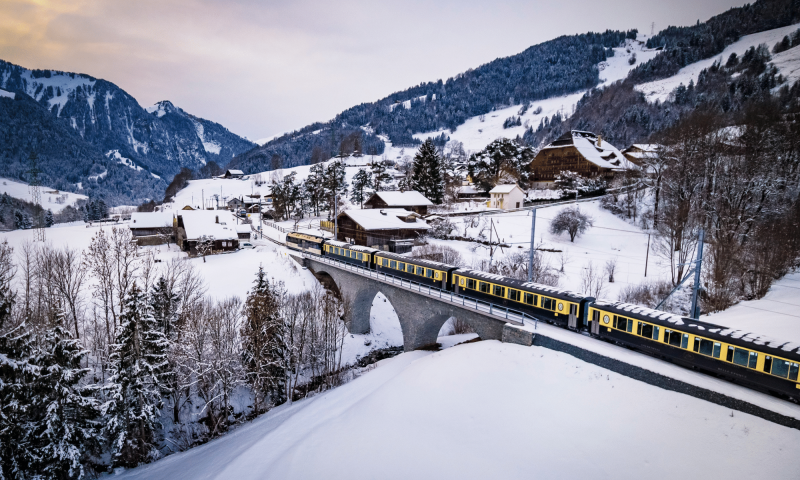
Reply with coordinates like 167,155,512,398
0,232,354,478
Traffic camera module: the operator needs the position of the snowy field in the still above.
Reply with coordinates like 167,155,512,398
112,341,800,480
0,177,87,213
636,23,800,103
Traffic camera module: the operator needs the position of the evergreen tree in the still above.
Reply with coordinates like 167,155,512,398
370,160,392,192
150,277,179,338
303,163,327,216
324,161,348,220
0,324,37,480
44,209,54,228
29,318,99,480
13,210,24,229
103,283,168,468
241,267,287,413
467,138,535,192
350,169,373,208
410,139,444,204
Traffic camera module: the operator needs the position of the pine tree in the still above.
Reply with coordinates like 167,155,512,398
370,160,392,192
13,210,24,229
324,161,348,220
467,138,535,193
0,324,37,480
411,139,444,204
150,277,179,338
303,163,327,216
103,283,168,469
44,209,54,228
29,317,99,480
241,268,287,413
350,169,373,208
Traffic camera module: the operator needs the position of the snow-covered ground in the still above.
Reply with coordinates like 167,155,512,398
111,340,800,480
0,177,87,213
636,23,800,103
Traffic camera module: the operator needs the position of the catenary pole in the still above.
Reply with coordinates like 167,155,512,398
690,229,705,319
527,209,537,282
644,233,651,277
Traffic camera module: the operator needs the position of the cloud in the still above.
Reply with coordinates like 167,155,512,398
0,0,747,139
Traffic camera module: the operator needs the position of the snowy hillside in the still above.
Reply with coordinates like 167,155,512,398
412,36,659,152
636,23,800,103
112,341,800,480
0,177,87,213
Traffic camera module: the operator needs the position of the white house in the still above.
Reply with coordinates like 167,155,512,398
488,184,525,210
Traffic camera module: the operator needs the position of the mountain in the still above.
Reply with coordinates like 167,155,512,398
0,60,255,204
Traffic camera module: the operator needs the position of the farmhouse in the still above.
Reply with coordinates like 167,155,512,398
457,185,488,200
222,169,244,179
363,191,433,215
129,211,174,246
621,144,661,166
529,130,633,185
488,184,525,210
336,208,429,252
175,210,239,255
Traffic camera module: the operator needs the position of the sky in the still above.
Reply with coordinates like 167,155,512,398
1,0,747,141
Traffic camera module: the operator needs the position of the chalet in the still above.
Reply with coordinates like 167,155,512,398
621,144,661,166
175,210,239,255
457,185,488,200
129,211,174,246
235,224,252,240
488,184,525,210
222,169,244,179
336,208,429,252
363,190,434,215
227,198,244,210
529,130,633,185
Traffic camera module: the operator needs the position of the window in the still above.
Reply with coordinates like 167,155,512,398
426,269,434,278
614,316,627,331
713,343,721,358
398,262,405,271
467,279,477,290
639,323,653,339
749,352,758,369
653,326,660,341
772,359,791,378
791,363,799,381
542,298,554,310
390,261,397,269
764,356,773,373
509,290,521,302
665,330,682,347
493,285,505,297
525,293,536,305
479,282,490,293
416,266,424,276
694,338,713,356
570,304,577,316
681,334,689,349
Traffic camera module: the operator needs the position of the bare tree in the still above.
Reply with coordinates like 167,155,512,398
196,236,214,262
50,246,87,338
604,258,617,283
580,261,606,298
550,207,594,242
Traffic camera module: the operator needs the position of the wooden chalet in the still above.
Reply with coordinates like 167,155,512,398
175,210,239,255
621,144,661,166
529,130,634,185
336,208,429,252
129,211,174,246
363,190,433,215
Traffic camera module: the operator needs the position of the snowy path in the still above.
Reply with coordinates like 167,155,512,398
112,342,800,479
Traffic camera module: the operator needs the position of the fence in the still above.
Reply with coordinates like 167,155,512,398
263,221,288,233
302,252,526,326
320,220,334,233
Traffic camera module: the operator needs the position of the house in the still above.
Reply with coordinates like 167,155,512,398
363,190,434,215
456,185,488,200
175,210,239,254
227,198,244,210
129,211,174,246
621,144,661,166
529,130,633,185
335,208,429,252
235,224,252,240
222,169,244,179
488,184,525,210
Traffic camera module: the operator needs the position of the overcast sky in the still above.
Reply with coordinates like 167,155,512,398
1,0,746,141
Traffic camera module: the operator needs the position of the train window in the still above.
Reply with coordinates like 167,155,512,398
749,352,758,369
772,359,791,378
390,261,397,269
467,279,477,289
479,282,490,293
681,334,689,349
493,285,505,297
653,326,660,341
570,304,577,316
732,348,749,367
543,298,554,310
764,356,772,373
713,343,721,358
509,290,520,302
727,346,734,362
592,310,599,322
790,364,799,381
640,323,653,339
398,262,406,271
426,269,433,278
614,316,626,330
525,293,536,305
696,339,713,356
666,330,681,347
416,266,424,276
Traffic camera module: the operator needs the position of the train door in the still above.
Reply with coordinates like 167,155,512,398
568,304,578,330
590,310,601,335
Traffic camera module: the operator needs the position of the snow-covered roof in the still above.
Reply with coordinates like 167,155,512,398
342,208,430,231
370,191,433,206
489,184,522,194
129,211,174,229
179,210,238,240
457,185,483,194
225,169,244,175
543,131,634,171
627,144,660,152
235,224,252,233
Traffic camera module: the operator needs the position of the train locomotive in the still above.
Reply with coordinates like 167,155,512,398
286,232,800,401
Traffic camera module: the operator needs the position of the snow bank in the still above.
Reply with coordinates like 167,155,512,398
113,341,800,480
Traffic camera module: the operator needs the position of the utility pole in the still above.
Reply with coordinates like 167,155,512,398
334,194,338,241
690,229,705,319
28,152,45,242
202,189,205,211
489,218,494,267
644,233,651,277
527,209,537,282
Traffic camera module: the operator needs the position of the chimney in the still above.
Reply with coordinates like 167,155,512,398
598,135,602,147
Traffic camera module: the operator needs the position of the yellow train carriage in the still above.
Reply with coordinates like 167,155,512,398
374,252,457,289
323,240,377,268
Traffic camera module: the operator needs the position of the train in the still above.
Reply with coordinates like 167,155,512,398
287,232,800,402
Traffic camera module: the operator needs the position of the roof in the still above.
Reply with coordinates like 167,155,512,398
369,191,433,207
489,184,523,194
454,268,586,301
178,210,238,240
129,211,174,229
341,208,430,231
225,169,244,175
457,185,483,194
375,251,460,271
326,240,380,253
235,224,252,233
542,131,634,171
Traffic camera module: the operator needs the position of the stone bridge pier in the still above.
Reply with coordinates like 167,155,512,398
301,256,511,351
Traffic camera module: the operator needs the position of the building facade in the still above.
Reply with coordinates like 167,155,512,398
529,130,632,185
